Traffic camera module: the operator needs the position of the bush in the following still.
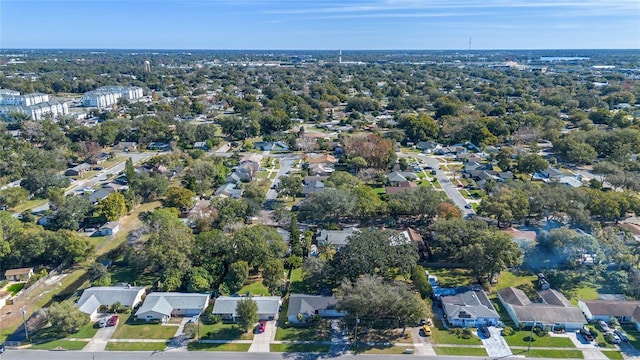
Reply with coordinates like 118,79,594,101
533,326,546,337
502,326,515,336
461,328,474,339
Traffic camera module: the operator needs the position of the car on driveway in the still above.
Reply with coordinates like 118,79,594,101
107,315,119,327
0,344,5,354
597,320,610,332
579,327,594,342
98,317,107,328
615,329,629,342
480,326,491,338
421,325,432,336
256,320,266,333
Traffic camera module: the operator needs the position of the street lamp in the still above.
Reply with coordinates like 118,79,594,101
21,306,29,342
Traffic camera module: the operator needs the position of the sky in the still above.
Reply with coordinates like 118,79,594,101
0,0,639,50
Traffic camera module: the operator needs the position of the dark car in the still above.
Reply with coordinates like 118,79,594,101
579,327,594,342
0,344,5,354
480,326,491,338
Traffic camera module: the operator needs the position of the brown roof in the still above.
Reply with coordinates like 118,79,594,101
619,223,640,236
502,227,537,242
386,182,418,194
497,287,532,307
632,305,640,322
306,154,337,164
582,300,640,317
539,289,573,307
4,267,33,276
406,228,423,243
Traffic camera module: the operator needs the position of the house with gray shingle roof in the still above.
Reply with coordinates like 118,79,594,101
578,300,640,323
212,296,281,322
287,294,346,324
498,287,586,331
135,292,210,322
76,284,146,317
441,289,500,328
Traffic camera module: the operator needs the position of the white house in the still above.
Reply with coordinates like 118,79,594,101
286,294,346,324
498,287,586,331
4,267,34,282
100,221,120,236
212,296,281,322
135,292,210,323
75,284,146,317
578,300,640,323
441,289,500,328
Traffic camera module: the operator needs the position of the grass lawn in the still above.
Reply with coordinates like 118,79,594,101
71,322,100,339
275,321,332,341
111,315,178,340
199,322,254,341
238,280,270,296
430,318,481,345
288,268,313,294
352,344,412,354
30,340,88,350
6,283,25,295
96,201,162,256
491,271,536,293
602,351,624,360
270,344,330,353
434,347,488,356
188,342,251,351
503,331,575,348
621,325,640,348
105,342,167,351
11,198,48,213
586,325,612,348
566,286,599,306
525,349,584,358
423,267,473,288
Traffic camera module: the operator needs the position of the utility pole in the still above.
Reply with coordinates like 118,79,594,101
354,314,359,350
21,306,29,342
527,318,536,352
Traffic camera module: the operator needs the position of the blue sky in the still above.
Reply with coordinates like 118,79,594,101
1,0,638,49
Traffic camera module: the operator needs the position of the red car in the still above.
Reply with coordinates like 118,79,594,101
107,315,119,327
257,320,266,333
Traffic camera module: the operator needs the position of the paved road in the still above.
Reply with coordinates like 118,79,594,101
0,349,573,360
30,152,156,214
404,153,475,217
265,154,298,201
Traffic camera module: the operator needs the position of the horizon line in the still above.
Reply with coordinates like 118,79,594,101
1,47,639,52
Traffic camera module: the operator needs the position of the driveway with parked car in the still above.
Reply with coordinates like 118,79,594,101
83,315,119,352
481,326,511,358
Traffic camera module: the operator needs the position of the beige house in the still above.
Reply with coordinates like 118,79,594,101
4,267,34,282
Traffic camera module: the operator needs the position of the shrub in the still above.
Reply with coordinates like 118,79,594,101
502,326,515,336
461,328,473,339
533,326,546,337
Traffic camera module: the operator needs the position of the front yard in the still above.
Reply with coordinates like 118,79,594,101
525,349,584,358
199,322,254,341
105,342,167,351
30,340,88,350
433,346,488,356
503,331,575,348
275,321,332,341
429,318,481,345
111,315,179,340
270,343,330,353
188,342,251,351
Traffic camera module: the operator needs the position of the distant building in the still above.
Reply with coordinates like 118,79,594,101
100,221,120,236
4,267,34,282
0,90,68,121
82,86,144,108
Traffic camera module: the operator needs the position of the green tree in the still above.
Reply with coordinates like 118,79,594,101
236,298,259,332
517,154,549,178
186,266,212,293
87,263,111,286
48,301,90,335
225,261,249,293
96,192,127,221
411,265,433,299
262,259,285,293
277,174,302,199
0,187,29,208
164,187,196,210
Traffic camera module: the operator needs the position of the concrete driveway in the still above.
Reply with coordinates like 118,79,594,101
409,326,436,356
480,326,511,358
83,316,118,352
248,320,276,352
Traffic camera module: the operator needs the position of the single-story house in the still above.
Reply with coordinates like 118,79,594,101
316,227,359,249
441,289,500,328
578,300,640,323
416,140,440,153
212,296,281,322
304,154,337,165
214,183,243,199
113,141,137,152
558,176,583,188
240,153,263,164
86,187,116,205
76,284,146,317
498,287,586,331
228,161,258,183
386,181,418,195
148,142,171,151
135,292,210,323
287,294,346,324
502,227,537,248
65,163,91,177
193,141,208,150
254,141,289,152
4,267,34,282
308,163,334,176
400,228,427,255
386,171,417,185
100,221,120,236
303,180,325,195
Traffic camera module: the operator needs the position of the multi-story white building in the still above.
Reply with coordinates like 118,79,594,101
0,89,67,121
81,86,144,108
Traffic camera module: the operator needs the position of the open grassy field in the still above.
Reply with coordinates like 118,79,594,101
423,267,473,288
238,280,270,296
105,342,167,351
111,315,178,340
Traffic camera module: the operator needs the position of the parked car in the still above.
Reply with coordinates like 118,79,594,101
257,320,266,333
579,327,594,342
465,203,473,209
614,329,629,342
607,332,621,344
93,166,104,171
0,344,5,354
480,326,491,338
98,317,107,328
597,320,610,332
422,325,432,336
107,315,119,327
